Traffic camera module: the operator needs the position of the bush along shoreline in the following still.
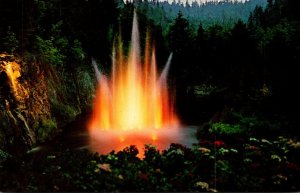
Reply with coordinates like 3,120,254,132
1,135,299,192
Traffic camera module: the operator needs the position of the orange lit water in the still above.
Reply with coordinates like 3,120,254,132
88,126,197,158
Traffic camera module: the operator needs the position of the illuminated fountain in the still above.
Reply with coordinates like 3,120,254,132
88,12,195,156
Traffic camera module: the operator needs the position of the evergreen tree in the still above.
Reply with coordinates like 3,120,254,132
168,12,191,55
1,26,19,53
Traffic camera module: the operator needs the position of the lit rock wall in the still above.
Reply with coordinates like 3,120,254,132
0,53,95,154
0,54,51,154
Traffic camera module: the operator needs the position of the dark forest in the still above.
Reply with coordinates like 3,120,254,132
1,0,300,191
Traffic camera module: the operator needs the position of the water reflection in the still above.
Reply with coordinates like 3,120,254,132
88,127,197,157
46,116,197,157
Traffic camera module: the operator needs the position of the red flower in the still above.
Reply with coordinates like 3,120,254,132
250,163,260,169
286,163,300,171
214,140,225,147
138,172,149,181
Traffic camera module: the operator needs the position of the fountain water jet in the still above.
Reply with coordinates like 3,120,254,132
88,12,192,156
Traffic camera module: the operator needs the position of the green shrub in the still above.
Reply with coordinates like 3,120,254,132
36,119,57,143
35,36,65,66
0,149,11,163
72,39,85,62
193,84,217,96
50,100,77,122
1,26,19,53
76,70,94,107
209,122,246,137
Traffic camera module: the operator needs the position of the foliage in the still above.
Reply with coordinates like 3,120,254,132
198,109,287,142
168,12,192,55
0,136,299,192
71,40,86,62
34,36,65,67
75,69,95,108
0,149,11,163
0,26,19,53
0,0,299,118
210,122,246,137
36,119,57,143
193,84,217,96
0,2,300,191
50,100,77,123
136,0,267,30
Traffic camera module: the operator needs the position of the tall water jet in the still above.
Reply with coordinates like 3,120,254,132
88,12,182,154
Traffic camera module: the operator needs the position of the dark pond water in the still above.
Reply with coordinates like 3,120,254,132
31,114,198,157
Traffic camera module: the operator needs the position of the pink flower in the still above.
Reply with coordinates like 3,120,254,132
97,163,112,172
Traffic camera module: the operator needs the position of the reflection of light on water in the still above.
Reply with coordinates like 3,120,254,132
88,127,197,158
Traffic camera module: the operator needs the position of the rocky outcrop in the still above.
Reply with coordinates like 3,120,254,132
0,54,51,153
0,53,95,154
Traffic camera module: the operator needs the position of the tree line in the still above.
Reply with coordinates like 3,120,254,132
130,0,267,32
0,0,299,117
